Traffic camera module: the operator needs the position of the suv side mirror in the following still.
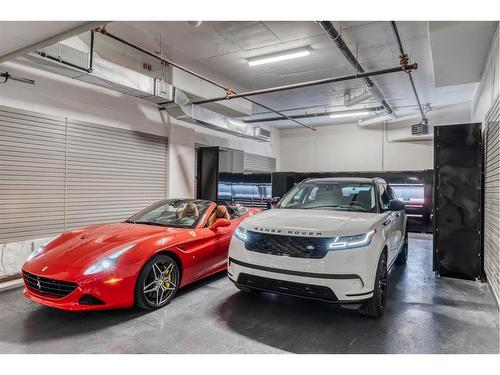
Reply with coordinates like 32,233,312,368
209,218,231,230
388,199,405,211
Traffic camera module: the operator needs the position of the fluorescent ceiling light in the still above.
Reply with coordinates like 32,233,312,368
329,110,371,119
248,49,310,66
358,112,396,126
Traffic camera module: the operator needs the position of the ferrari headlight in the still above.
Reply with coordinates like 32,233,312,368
26,235,61,262
328,230,376,251
83,244,136,275
234,226,247,241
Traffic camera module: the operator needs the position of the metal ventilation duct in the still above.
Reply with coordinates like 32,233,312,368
163,89,271,141
18,42,270,142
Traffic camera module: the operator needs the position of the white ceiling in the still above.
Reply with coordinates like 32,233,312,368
3,21,496,129
104,21,494,128
429,21,498,87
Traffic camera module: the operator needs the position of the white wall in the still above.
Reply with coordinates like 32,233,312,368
0,61,168,137
471,25,499,122
279,101,471,172
471,23,499,306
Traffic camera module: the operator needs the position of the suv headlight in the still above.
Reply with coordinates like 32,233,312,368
234,226,247,241
26,235,61,262
83,244,136,275
328,230,376,250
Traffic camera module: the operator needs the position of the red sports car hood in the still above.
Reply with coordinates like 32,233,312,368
37,223,180,269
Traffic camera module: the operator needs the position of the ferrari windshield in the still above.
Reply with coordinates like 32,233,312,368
127,200,211,228
278,182,377,213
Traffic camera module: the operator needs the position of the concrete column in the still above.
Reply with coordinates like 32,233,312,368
167,119,196,199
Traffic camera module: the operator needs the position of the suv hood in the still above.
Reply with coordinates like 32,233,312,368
240,209,386,237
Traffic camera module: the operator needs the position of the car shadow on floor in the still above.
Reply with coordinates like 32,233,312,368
214,261,499,354
0,271,228,345
5,300,151,344
215,267,407,354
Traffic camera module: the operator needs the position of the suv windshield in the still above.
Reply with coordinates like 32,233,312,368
126,200,211,228
278,182,377,213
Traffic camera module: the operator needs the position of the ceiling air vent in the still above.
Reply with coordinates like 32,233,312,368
253,127,271,142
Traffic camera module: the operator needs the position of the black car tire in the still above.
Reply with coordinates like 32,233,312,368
396,226,409,265
359,252,387,318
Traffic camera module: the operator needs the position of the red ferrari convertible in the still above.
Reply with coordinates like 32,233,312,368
22,199,259,311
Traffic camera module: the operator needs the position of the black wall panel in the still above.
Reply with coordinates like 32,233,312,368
197,147,219,201
433,123,483,280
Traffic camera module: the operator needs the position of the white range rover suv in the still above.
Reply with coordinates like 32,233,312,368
228,177,408,317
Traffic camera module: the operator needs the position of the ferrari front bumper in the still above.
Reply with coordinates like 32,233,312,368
21,268,137,311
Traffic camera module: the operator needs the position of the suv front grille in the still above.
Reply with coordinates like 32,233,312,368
245,231,330,258
23,271,77,298
237,273,338,301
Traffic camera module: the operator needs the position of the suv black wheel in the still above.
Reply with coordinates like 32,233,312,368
135,254,180,310
396,226,408,265
359,252,387,318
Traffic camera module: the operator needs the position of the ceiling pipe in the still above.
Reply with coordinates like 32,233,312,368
98,28,315,131
344,89,373,107
0,71,35,85
390,21,427,124
318,21,394,115
0,21,105,64
244,107,383,123
192,64,416,105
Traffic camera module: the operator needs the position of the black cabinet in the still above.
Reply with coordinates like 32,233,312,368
433,123,483,280
196,147,219,201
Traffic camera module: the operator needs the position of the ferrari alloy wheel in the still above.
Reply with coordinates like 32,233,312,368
135,254,180,310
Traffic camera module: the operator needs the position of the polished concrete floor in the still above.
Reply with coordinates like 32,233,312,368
0,233,498,354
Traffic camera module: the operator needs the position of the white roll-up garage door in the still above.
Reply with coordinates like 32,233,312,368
0,105,168,243
0,107,67,243
66,119,167,230
483,94,499,301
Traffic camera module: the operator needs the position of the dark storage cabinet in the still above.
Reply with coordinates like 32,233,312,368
197,147,219,201
433,123,483,280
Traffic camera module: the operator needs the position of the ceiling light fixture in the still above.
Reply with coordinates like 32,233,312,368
329,110,371,119
188,21,203,27
358,112,397,126
248,49,311,66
